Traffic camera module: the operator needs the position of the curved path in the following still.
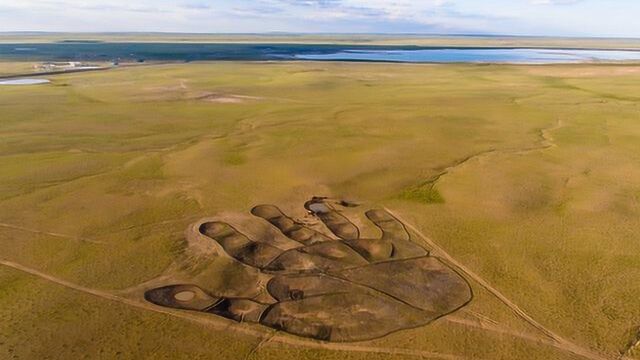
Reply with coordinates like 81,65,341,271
0,249,619,360
0,259,468,360
384,208,611,360
0,222,105,245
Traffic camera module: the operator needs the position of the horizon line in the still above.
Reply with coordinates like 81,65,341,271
1,31,639,41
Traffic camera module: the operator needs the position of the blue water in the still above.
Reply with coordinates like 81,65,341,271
1,43,640,64
0,79,50,85
295,48,640,63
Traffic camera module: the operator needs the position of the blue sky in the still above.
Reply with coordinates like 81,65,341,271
0,0,638,37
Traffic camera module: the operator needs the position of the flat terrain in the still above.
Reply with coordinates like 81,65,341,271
1,33,640,50
0,62,42,77
1,60,640,359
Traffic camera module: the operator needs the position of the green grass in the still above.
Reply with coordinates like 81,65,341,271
1,61,640,359
398,183,445,204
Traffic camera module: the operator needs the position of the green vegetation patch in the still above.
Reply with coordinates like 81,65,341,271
399,182,445,204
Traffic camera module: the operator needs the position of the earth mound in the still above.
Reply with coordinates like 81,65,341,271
145,197,472,342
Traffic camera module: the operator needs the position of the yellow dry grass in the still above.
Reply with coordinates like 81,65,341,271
1,61,639,359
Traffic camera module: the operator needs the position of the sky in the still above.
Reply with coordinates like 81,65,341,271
0,0,638,38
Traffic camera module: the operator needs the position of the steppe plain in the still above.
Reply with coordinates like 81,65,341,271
1,37,640,359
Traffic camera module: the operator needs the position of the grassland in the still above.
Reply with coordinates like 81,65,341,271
1,60,640,359
1,33,640,50
0,62,42,77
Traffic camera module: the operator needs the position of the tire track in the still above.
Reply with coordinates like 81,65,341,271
0,256,615,360
444,316,557,347
0,223,105,245
619,333,640,360
384,208,610,360
0,259,469,360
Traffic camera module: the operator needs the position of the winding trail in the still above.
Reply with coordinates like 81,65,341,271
443,316,564,350
384,208,610,360
0,249,615,360
0,223,105,245
0,138,616,360
619,335,640,360
0,259,469,360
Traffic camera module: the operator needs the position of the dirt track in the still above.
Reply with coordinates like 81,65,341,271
385,208,612,360
0,222,105,245
0,189,618,360
0,211,622,360
0,201,619,360
0,259,469,360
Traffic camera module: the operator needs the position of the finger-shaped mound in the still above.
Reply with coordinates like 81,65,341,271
147,198,473,343
252,205,331,245
199,221,284,268
365,209,410,241
366,210,428,259
305,198,360,240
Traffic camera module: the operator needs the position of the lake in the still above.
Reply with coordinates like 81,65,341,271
1,43,640,64
294,48,640,63
0,79,50,85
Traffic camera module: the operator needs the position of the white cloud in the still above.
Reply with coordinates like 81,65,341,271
530,0,583,5
0,0,638,37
